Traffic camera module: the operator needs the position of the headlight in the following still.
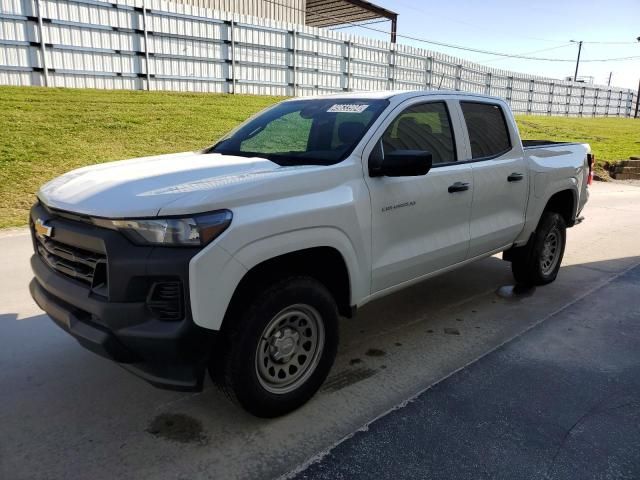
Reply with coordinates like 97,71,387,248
93,210,232,246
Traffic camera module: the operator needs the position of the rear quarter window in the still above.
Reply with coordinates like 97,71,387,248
460,102,512,159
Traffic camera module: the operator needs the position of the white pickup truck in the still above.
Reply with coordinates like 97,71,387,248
29,91,592,417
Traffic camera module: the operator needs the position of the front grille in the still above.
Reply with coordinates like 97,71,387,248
34,233,107,291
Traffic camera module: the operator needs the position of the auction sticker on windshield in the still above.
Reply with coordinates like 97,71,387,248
327,104,369,113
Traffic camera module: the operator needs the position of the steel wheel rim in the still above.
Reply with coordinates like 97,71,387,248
255,304,325,395
540,226,561,275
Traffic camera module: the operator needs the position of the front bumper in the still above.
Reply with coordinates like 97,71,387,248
28,203,216,391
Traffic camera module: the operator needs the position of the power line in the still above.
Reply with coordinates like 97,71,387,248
263,0,640,63
581,55,640,62
329,19,390,30
479,43,575,64
582,40,639,45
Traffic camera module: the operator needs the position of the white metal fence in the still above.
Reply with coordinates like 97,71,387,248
1,0,637,117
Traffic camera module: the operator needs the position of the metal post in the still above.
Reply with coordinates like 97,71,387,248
455,64,461,91
142,3,151,91
573,40,582,81
527,79,534,114
485,72,491,95
548,82,555,116
230,18,236,94
579,86,585,117
390,16,397,44
425,56,432,89
605,89,612,117
292,28,297,97
387,46,394,91
35,0,48,87
635,79,640,118
345,40,351,92
593,88,599,117
607,72,612,87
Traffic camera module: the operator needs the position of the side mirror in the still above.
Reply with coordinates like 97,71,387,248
370,149,433,177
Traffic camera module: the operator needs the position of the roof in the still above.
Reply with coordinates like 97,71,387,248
287,90,506,103
305,0,398,36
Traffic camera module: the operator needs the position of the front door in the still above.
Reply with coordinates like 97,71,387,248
363,99,473,293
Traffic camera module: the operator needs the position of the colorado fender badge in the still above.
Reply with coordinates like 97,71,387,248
35,218,53,238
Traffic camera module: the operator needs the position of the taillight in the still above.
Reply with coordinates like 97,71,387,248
587,153,594,186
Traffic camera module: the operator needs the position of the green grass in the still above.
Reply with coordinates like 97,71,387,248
515,115,640,164
0,87,284,228
1,86,638,228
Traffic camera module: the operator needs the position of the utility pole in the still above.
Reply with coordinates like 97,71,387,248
635,78,639,118
632,37,640,118
607,72,612,86
571,40,583,81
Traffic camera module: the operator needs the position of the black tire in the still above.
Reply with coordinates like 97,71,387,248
211,276,339,418
511,211,567,286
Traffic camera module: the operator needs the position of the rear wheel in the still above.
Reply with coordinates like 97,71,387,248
511,211,566,286
211,276,338,417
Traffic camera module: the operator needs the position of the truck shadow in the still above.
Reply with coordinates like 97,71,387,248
1,254,638,477
3,254,638,383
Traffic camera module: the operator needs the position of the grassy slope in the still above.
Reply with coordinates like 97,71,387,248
515,115,640,163
0,87,283,228
1,86,638,228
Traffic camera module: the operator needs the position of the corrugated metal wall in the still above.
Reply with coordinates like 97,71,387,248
174,0,305,24
0,0,637,116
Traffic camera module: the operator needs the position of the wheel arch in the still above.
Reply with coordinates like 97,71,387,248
190,226,366,331
542,188,577,227
222,246,353,335
506,186,576,261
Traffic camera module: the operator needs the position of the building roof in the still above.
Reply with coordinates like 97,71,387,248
305,0,398,41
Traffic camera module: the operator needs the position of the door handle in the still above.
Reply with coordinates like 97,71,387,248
448,182,470,193
508,173,524,182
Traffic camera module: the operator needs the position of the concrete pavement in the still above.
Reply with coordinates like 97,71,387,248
290,264,640,480
1,182,639,480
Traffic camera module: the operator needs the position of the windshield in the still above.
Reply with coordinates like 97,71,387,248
208,98,389,166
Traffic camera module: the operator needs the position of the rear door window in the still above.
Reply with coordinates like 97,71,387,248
460,102,512,159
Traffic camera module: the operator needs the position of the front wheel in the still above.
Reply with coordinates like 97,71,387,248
511,212,567,286
211,276,338,417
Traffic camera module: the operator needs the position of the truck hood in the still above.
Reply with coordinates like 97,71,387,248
38,151,312,218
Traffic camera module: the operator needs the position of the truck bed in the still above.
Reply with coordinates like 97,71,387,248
522,140,580,149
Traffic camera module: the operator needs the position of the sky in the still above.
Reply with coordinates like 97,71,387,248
331,0,640,90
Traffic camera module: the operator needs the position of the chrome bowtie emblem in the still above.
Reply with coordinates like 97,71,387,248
35,218,53,238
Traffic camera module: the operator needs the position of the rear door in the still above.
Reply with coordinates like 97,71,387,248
458,100,528,257
363,97,473,293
